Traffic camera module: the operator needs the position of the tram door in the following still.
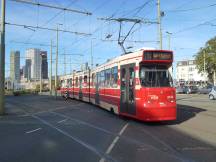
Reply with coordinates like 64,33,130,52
95,72,100,104
120,64,136,115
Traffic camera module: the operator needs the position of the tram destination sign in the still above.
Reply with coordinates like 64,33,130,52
144,51,173,61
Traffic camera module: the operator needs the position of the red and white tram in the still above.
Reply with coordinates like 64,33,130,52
59,48,176,121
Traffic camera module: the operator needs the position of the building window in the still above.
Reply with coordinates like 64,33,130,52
188,61,194,65
189,66,195,72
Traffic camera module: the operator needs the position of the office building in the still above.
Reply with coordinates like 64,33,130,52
24,48,49,81
176,60,207,82
24,59,31,80
40,51,48,79
10,51,20,82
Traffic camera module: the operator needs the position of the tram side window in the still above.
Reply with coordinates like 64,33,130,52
60,80,64,87
92,73,95,87
105,69,111,88
66,79,71,88
96,72,100,88
79,76,82,88
84,75,88,87
68,79,72,87
100,71,105,87
84,75,88,83
111,66,118,88
75,77,78,87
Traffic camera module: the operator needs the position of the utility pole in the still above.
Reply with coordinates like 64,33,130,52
166,31,172,50
157,0,162,49
166,31,173,78
204,51,206,73
0,0,6,115
90,39,93,70
50,40,53,96
55,24,62,99
64,49,66,75
203,50,207,83
40,54,42,93
214,70,216,86
55,25,59,99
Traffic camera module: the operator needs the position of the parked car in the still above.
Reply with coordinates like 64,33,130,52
198,85,213,94
184,86,198,94
209,86,216,100
176,86,185,94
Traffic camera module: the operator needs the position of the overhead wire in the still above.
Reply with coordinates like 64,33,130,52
173,17,216,35
89,0,156,50
63,0,129,50
166,3,216,13
24,0,80,43
166,0,194,11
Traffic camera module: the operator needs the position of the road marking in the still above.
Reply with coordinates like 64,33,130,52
180,147,214,151
57,119,68,123
26,128,42,134
99,123,129,162
10,99,190,161
139,126,191,162
119,123,128,136
31,114,117,162
18,114,29,117
50,111,114,135
33,103,84,115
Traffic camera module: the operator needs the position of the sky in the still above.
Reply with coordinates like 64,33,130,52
3,0,216,78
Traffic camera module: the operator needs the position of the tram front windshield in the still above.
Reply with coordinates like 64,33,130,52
140,64,173,87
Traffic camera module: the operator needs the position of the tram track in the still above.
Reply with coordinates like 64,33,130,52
7,100,117,162
7,99,195,162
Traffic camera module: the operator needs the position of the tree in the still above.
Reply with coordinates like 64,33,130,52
195,36,216,83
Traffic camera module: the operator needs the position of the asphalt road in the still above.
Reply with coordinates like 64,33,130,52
0,94,216,162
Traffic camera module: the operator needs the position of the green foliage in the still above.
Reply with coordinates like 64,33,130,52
195,36,216,82
12,89,38,96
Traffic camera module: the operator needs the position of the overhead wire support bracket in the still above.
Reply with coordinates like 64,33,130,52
101,39,158,43
98,17,157,24
10,0,92,15
6,22,92,36
99,17,157,54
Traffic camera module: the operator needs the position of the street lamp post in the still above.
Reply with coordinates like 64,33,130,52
40,57,42,93
166,31,172,50
166,31,173,78
40,53,45,94
55,23,62,99
90,38,96,70
0,0,6,115
50,40,53,96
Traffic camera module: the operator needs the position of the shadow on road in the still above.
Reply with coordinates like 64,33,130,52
173,104,206,124
135,104,207,126
164,104,206,125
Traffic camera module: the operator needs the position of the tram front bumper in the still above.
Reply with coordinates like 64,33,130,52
139,105,177,121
